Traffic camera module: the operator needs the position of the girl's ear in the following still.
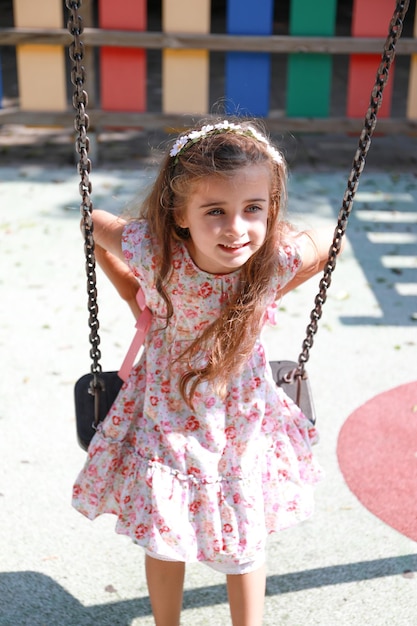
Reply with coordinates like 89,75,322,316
175,212,188,229
173,211,191,239
174,223,191,239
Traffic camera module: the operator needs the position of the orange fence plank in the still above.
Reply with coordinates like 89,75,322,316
99,0,147,112
13,0,66,111
347,0,394,119
162,0,210,115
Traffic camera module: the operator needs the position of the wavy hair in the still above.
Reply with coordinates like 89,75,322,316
138,119,288,404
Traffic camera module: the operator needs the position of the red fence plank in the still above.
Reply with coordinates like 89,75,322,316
407,4,417,119
347,0,394,119
98,0,147,112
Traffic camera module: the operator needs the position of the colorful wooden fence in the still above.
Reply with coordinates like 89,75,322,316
0,0,416,132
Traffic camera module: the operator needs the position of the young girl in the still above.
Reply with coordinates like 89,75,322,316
73,119,336,626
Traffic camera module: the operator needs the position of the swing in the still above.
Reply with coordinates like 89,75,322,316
66,0,410,450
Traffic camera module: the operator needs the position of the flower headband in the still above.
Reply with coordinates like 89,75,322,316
169,120,283,165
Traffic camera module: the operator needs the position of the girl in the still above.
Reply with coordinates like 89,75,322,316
73,119,336,626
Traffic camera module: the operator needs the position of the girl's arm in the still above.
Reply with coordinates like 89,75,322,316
94,245,141,319
88,209,127,259
82,210,141,319
280,227,344,295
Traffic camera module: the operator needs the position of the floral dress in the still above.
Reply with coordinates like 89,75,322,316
72,221,323,568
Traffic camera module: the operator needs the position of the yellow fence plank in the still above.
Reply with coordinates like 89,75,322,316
162,0,210,114
163,50,209,114
16,45,67,111
13,0,66,111
163,0,210,32
13,0,62,27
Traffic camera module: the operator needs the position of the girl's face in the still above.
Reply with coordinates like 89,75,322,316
178,165,271,274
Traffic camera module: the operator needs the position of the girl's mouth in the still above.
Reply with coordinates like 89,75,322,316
219,242,249,251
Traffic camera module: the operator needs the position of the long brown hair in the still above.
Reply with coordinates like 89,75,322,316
139,119,288,404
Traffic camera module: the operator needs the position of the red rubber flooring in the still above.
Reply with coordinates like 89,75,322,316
337,381,417,542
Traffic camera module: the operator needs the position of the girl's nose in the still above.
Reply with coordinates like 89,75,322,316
225,214,245,238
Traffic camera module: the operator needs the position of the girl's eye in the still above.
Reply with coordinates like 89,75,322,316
206,208,223,216
246,205,262,213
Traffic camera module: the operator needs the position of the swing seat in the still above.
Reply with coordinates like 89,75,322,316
74,371,123,450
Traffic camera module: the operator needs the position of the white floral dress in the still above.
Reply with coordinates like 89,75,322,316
72,221,323,568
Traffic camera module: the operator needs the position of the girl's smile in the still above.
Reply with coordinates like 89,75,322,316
178,165,271,274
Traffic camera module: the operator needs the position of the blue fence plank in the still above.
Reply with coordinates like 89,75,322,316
225,0,274,117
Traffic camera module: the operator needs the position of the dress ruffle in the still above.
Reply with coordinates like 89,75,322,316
73,364,323,565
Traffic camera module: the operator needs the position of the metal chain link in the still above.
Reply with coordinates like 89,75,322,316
66,0,103,403
296,0,410,376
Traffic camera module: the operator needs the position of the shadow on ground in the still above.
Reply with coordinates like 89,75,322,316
1,554,416,626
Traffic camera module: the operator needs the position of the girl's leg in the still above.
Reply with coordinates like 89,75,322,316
145,553,185,626
226,563,266,626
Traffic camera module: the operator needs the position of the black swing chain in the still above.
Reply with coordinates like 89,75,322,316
295,0,410,377
66,0,104,414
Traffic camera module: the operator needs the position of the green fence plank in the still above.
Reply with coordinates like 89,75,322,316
289,0,337,35
286,0,337,118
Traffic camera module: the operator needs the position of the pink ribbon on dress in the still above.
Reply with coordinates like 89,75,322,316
118,288,152,382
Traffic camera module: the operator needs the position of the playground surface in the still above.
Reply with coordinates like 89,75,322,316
0,134,416,624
